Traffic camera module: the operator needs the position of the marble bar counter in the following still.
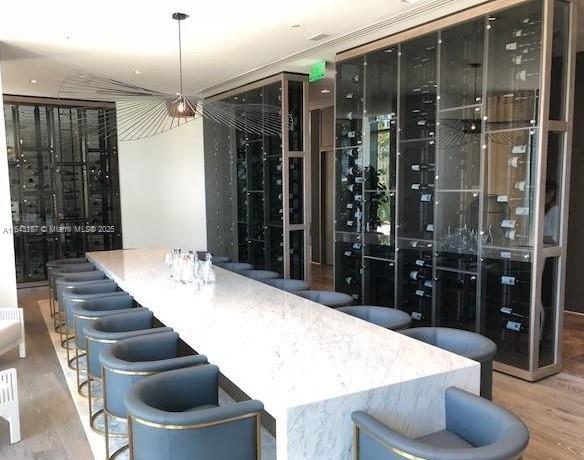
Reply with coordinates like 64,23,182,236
87,249,480,459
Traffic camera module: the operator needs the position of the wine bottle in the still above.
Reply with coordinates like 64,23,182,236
411,311,423,321
411,183,434,191
508,156,530,168
415,258,432,268
500,275,527,286
345,276,359,286
411,163,435,172
505,320,525,332
409,270,428,281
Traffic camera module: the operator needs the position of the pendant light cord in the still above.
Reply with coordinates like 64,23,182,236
177,17,183,96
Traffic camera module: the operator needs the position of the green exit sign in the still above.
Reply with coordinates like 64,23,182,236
309,60,327,82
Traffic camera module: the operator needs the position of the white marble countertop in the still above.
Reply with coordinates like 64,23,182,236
88,248,476,413
88,249,480,458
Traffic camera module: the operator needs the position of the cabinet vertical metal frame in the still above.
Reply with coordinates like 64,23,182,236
334,0,576,381
2,96,123,284
203,73,310,281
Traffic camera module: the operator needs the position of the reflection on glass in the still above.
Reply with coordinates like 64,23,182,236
364,191,395,259
336,58,364,149
439,19,484,109
400,33,437,140
484,128,537,249
437,107,482,190
290,230,304,280
539,257,558,368
436,270,477,330
288,80,303,151
484,258,532,370
335,232,362,301
364,259,395,306
544,132,563,246
549,0,570,120
336,147,363,233
398,139,435,240
289,158,303,225
486,1,542,130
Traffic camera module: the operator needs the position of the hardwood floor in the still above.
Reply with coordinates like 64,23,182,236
0,287,93,460
494,312,584,460
310,263,333,290
2,284,583,459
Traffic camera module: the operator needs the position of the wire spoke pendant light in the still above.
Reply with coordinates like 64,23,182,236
58,12,287,141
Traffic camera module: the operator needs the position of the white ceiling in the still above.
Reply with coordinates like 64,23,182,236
0,0,495,99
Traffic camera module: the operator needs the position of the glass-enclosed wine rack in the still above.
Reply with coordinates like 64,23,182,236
334,0,575,381
3,97,123,284
204,73,310,280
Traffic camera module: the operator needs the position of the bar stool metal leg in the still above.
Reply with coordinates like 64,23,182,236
103,371,129,460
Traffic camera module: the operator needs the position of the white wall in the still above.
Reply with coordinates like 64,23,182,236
117,117,207,251
0,68,18,307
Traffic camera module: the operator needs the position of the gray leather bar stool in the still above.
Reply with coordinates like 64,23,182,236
70,294,137,396
401,327,497,399
100,332,208,460
46,257,88,275
337,306,412,330
215,262,254,273
83,309,173,434
56,272,108,348
295,290,354,308
61,281,121,369
264,278,310,292
49,262,96,330
241,269,280,281
352,386,529,460
125,364,264,460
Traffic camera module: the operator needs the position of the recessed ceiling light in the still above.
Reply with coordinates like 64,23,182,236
29,79,37,84
134,70,142,75
488,16,497,21
291,24,301,29
321,89,331,94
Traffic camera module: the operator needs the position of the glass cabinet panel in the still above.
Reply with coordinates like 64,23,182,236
483,258,532,370
549,0,570,120
436,107,482,190
439,19,484,110
336,147,363,233
363,191,395,259
363,258,395,306
397,241,433,326
398,139,435,240
336,58,364,148
289,158,303,225
288,81,304,151
484,128,537,249
265,157,283,225
486,2,542,131
543,132,563,246
400,34,437,140
290,230,304,280
335,232,362,302
204,74,307,279
539,256,559,368
435,269,477,330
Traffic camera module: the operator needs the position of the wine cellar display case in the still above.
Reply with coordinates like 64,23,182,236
204,73,310,280
3,96,123,284
334,0,575,381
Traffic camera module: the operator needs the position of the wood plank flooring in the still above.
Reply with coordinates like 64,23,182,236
0,287,93,460
2,283,584,459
